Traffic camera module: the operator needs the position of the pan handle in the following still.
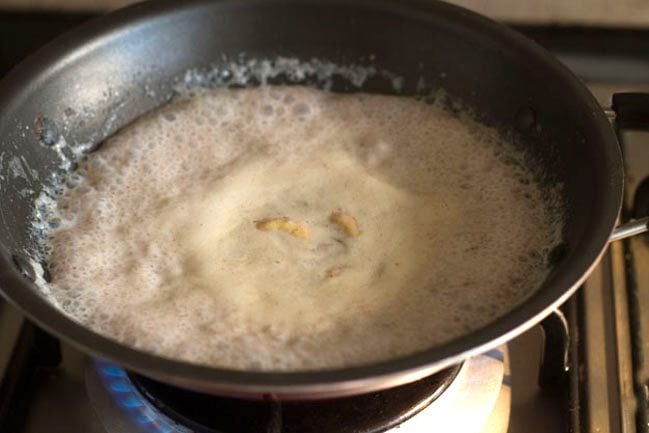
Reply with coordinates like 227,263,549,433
610,217,649,242
606,93,649,242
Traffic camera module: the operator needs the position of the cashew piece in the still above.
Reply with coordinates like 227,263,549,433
255,217,309,241
324,265,348,278
330,210,361,237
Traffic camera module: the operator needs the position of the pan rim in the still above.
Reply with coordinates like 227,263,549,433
0,0,622,397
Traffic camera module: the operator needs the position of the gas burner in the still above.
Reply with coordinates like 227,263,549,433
92,360,190,433
128,368,460,433
86,347,509,433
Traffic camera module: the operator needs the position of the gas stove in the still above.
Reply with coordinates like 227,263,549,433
1,12,648,433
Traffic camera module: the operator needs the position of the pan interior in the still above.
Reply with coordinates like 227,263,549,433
0,0,621,392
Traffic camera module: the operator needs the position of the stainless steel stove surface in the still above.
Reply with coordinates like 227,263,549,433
1,14,649,433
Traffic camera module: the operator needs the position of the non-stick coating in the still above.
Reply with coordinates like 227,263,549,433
0,0,622,398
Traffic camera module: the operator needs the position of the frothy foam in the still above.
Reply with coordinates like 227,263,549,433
41,86,563,371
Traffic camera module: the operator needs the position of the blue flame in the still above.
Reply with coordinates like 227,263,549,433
95,359,194,433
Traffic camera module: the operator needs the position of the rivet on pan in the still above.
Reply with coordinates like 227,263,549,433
514,106,537,132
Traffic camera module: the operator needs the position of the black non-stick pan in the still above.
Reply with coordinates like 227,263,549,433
0,0,646,399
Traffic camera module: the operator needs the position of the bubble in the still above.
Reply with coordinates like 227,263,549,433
262,105,274,116
36,85,564,372
293,103,311,116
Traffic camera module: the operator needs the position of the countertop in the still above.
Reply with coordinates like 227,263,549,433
1,0,649,27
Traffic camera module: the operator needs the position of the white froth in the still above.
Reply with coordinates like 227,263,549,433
43,86,563,371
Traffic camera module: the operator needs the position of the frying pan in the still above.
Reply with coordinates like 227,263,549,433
0,0,646,400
